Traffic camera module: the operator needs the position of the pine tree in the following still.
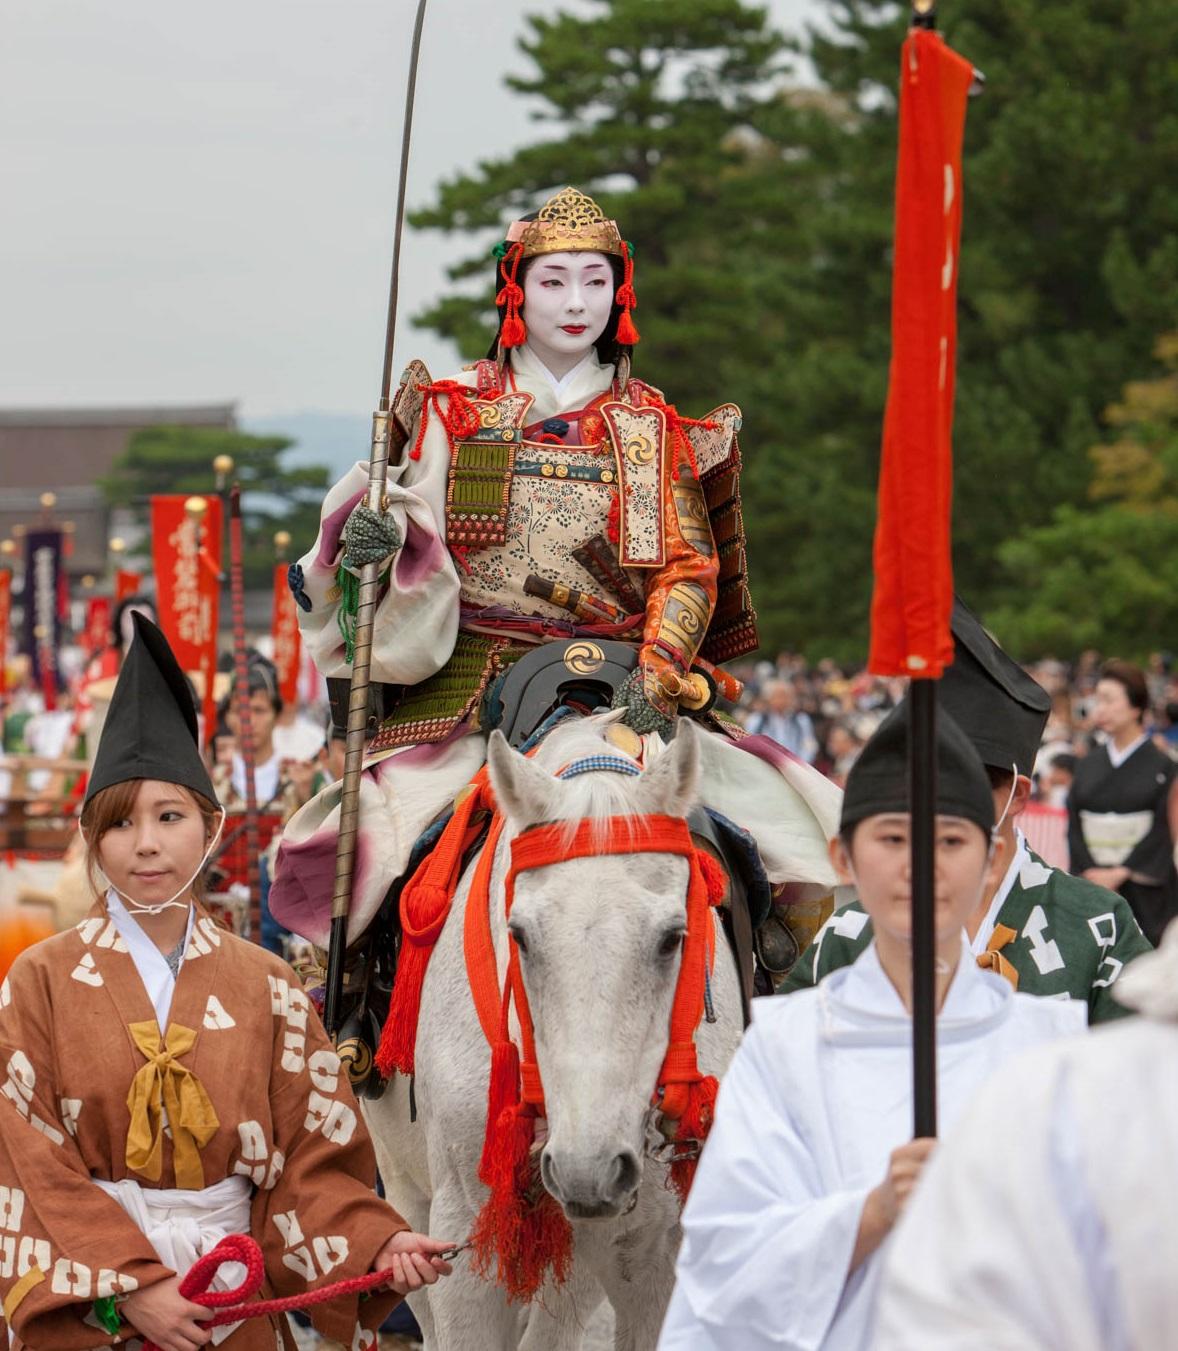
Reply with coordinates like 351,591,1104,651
100,427,330,590
409,0,1178,661
988,334,1178,659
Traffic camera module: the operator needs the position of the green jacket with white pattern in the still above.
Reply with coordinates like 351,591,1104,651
779,838,1153,1024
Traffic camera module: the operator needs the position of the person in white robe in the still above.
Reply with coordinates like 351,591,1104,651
875,916,1178,1351
657,700,1086,1351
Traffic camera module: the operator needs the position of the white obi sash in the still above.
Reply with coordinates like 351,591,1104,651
1080,809,1152,866
93,1174,252,1345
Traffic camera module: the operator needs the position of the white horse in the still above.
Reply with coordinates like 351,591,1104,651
364,712,744,1350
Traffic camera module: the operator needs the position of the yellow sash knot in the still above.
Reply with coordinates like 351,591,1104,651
976,922,1020,991
125,1021,219,1190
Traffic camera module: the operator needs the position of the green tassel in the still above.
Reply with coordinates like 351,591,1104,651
334,564,390,665
93,1297,122,1335
336,565,361,664
492,240,509,260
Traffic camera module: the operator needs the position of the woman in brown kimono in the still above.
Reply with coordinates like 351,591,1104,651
0,614,452,1351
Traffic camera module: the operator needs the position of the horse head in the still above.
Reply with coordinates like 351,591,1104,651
485,713,715,1221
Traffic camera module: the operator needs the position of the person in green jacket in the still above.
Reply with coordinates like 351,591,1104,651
781,599,1152,1023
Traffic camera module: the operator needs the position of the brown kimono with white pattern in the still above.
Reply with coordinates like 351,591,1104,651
0,901,407,1349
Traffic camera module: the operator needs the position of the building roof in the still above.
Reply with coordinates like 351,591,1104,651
0,404,236,428
0,403,237,491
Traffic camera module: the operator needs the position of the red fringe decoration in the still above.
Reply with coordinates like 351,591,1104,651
615,307,640,346
471,1102,573,1304
497,243,527,349
374,879,451,1078
615,243,640,345
374,771,493,1078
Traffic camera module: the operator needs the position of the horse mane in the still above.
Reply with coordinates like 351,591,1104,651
523,711,663,839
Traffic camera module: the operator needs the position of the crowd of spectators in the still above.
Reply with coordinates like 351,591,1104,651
727,648,1178,791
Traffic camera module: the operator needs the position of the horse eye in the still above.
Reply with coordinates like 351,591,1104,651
509,925,529,955
657,929,686,959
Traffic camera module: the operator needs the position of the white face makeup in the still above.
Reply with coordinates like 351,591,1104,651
521,250,615,377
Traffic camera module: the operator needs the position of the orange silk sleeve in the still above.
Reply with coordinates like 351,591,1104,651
636,398,720,716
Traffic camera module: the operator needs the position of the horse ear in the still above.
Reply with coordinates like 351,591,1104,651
637,718,701,818
486,729,558,828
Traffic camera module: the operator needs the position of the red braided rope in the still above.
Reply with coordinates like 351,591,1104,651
140,1234,397,1349
409,379,482,461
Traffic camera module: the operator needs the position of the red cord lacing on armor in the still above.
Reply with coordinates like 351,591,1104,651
409,380,482,461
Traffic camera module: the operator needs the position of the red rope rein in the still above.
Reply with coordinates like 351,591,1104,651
140,1234,396,1349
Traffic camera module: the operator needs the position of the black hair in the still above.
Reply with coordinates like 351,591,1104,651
485,210,630,365
1099,659,1149,720
217,658,283,718
110,595,157,652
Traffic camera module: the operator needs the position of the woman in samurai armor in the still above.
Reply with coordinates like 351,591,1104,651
0,613,453,1351
271,186,841,963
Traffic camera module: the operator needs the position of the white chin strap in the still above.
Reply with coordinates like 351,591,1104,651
83,808,227,916
992,764,1020,839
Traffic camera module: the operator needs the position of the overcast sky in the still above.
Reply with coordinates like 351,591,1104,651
2,0,817,422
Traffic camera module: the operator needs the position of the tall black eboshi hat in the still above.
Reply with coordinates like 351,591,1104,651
84,612,218,807
841,698,994,837
938,597,1051,779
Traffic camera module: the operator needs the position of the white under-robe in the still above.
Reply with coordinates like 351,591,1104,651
876,921,1178,1351
657,940,1085,1351
103,889,195,1030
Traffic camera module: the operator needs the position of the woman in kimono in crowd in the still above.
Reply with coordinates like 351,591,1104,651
656,700,1087,1351
0,614,452,1351
876,917,1178,1350
1068,659,1178,945
271,185,840,958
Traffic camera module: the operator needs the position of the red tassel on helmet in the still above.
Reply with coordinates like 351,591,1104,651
615,242,640,345
497,243,527,349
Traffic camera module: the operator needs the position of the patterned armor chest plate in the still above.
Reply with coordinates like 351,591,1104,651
459,434,637,622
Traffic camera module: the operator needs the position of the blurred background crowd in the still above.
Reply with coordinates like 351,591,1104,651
727,648,1178,796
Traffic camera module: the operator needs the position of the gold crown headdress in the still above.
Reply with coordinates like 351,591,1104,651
496,186,639,349
507,186,625,258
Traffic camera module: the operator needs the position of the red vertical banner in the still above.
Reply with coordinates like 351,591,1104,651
85,596,112,655
0,571,10,699
272,564,301,707
115,569,143,602
151,496,223,741
868,29,974,679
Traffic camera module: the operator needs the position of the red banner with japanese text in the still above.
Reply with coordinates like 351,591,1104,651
84,596,112,656
272,564,301,708
868,29,974,679
151,496,222,742
115,569,143,602
0,571,10,699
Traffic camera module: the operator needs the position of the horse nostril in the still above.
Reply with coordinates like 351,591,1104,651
606,1149,640,1199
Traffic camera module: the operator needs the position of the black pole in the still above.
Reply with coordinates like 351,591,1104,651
324,0,430,1039
910,677,938,1136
